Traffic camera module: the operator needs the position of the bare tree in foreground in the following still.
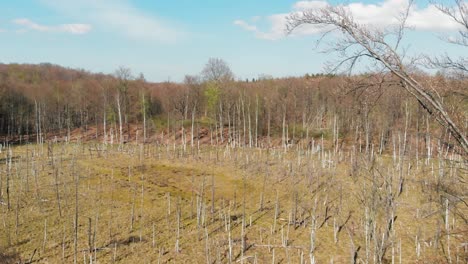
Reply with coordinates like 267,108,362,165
286,0,468,155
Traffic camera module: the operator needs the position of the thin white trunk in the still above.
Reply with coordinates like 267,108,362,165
117,95,123,146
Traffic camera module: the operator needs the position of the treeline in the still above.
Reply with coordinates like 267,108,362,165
0,62,466,153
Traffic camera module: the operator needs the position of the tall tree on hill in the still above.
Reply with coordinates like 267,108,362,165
201,58,234,143
201,58,234,83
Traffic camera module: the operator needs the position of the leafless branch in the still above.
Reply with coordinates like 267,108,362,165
286,1,468,155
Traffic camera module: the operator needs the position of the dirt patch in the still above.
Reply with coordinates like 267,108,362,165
0,251,22,264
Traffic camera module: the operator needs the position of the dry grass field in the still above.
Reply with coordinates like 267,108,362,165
0,142,466,263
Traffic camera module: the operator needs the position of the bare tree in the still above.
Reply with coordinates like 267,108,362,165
184,75,202,148
137,74,148,143
435,0,468,47
286,0,468,155
425,0,468,74
114,66,133,146
201,58,234,83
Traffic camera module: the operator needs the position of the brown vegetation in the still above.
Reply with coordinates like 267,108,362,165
1,63,466,158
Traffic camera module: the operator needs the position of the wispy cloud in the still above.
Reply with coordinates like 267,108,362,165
233,15,292,41
234,0,463,40
13,18,91,34
233,20,257,32
40,0,184,42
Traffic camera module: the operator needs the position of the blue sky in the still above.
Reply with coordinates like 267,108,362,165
0,0,464,82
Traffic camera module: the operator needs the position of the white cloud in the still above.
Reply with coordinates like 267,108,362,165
234,15,291,40
234,0,463,40
406,4,461,31
293,1,329,11
40,0,184,42
59,24,92,34
233,20,257,32
251,16,262,23
13,18,91,34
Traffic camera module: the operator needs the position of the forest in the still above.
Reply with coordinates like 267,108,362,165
1,62,466,155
